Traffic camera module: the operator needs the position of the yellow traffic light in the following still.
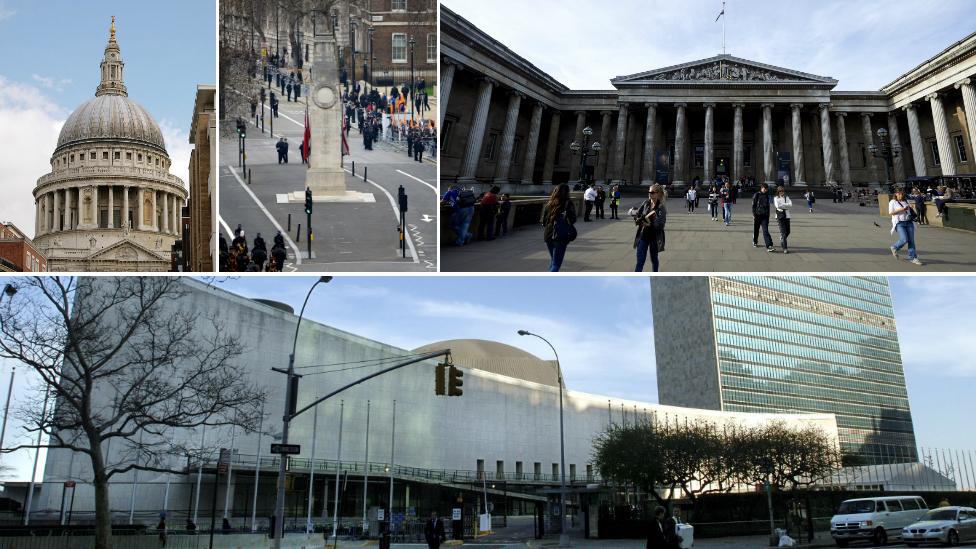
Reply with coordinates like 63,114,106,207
448,366,463,397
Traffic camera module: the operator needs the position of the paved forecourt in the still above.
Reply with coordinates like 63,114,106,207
441,197,976,272
218,90,438,272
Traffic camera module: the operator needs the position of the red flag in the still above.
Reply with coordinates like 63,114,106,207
341,116,350,156
302,111,311,163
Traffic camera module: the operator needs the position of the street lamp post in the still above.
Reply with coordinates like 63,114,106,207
350,20,357,92
0,284,17,464
272,276,333,549
569,127,601,185
517,330,569,547
408,35,416,122
869,127,901,192
367,26,374,95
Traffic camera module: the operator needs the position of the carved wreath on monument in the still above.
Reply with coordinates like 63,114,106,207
650,62,787,82
312,83,339,110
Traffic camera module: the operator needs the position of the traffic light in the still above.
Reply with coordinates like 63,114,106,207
448,365,463,397
305,188,313,215
236,118,246,138
435,362,447,396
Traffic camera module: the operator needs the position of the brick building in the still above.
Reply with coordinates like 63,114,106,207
187,85,216,272
0,223,47,272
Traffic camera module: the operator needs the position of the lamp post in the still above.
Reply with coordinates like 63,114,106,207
350,20,357,91
272,276,333,549
367,26,374,94
0,284,17,464
517,330,569,547
569,127,601,184
869,127,901,192
409,35,416,122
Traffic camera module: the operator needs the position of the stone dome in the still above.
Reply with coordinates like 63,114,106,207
55,95,166,155
413,339,560,387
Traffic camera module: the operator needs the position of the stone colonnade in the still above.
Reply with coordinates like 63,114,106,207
36,184,183,237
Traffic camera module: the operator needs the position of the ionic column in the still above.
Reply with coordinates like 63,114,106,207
762,103,774,184
904,104,926,177
458,77,495,184
569,110,587,182
928,93,956,176
887,113,906,183
733,103,744,183
520,102,544,184
541,112,561,185
162,191,169,233
611,103,629,183
860,113,879,183
107,185,114,229
955,78,976,167
641,103,657,185
836,113,852,185
703,103,715,183
819,104,836,184
122,185,130,230
175,195,182,235
628,110,641,184
596,111,612,183
439,59,456,128
790,104,806,186
494,91,524,184
53,189,61,232
673,102,687,186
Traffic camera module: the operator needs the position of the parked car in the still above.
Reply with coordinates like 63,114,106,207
830,496,929,546
902,506,976,547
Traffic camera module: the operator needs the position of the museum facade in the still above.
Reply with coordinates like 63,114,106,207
440,6,976,191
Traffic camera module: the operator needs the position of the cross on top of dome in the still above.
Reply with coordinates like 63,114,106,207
96,16,127,97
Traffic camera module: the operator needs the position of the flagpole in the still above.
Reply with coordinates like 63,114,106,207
722,1,727,54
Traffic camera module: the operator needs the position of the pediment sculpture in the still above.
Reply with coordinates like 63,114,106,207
650,62,788,81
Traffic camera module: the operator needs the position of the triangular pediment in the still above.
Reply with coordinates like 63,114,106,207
87,239,169,262
612,54,837,87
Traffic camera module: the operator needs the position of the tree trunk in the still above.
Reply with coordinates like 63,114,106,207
90,433,112,549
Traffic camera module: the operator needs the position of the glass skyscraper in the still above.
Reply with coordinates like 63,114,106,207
652,276,917,464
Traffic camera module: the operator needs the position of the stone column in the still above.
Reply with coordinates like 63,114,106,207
790,104,806,185
596,111,612,183
673,102,687,186
611,103,629,183
520,102,544,184
458,77,495,184
174,195,182,235
162,191,169,234
819,104,835,184
107,185,114,229
35,198,41,236
63,187,72,230
860,113,879,183
542,112,561,185
122,186,130,230
439,59,456,128
928,92,956,176
733,103,744,183
53,189,61,232
703,103,715,183
904,104,926,177
137,188,145,231
836,113,852,185
641,103,657,185
92,186,100,228
151,189,158,230
887,113,906,183
628,110,641,184
957,78,976,164
569,111,587,182
493,91,523,185
762,103,774,184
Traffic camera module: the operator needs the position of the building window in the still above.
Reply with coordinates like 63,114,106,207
533,462,541,480
102,152,108,160
929,141,940,166
114,151,120,160
126,152,132,160
90,152,96,160
744,145,752,168
483,133,498,161
391,33,407,63
693,143,704,168
70,154,74,163
476,459,484,479
391,0,407,10
138,153,143,162
552,463,559,477
515,461,523,479
954,135,968,163
427,33,436,63
570,464,577,481
440,119,453,152
496,460,504,479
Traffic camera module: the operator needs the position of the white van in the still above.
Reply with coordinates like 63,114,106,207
830,496,928,546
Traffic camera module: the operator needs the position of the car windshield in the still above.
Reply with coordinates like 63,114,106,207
922,509,957,521
838,500,875,514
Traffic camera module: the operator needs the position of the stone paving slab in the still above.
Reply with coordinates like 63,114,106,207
441,197,976,273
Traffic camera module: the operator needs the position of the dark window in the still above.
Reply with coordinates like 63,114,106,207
929,141,940,166
114,151,120,160
694,144,704,168
90,152,96,160
483,133,498,161
743,145,752,168
102,152,108,160
954,135,968,163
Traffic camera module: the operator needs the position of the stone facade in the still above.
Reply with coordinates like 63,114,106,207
31,19,188,272
440,7,976,192
188,85,216,273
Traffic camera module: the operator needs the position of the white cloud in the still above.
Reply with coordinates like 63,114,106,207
892,277,976,377
0,76,66,237
31,74,72,92
0,3,14,22
158,119,192,192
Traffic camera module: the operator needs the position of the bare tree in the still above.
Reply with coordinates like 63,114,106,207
0,277,266,549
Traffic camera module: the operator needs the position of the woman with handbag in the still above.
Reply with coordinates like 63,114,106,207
633,184,667,272
773,185,793,254
889,187,923,265
542,183,577,272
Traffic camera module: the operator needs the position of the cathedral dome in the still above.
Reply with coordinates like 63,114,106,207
55,95,166,155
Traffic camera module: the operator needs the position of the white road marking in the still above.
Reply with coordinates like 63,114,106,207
421,214,435,223
225,164,303,266
218,216,234,239
342,167,419,264
395,169,437,192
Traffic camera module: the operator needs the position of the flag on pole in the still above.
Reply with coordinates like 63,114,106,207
301,111,311,163
340,116,350,156
715,1,725,21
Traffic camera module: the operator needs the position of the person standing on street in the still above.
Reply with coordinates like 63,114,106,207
804,189,816,213
424,512,446,549
633,184,667,272
773,185,793,254
685,186,697,213
646,507,667,549
752,183,774,251
889,187,923,265
276,138,286,164
708,185,719,220
542,183,577,272
414,137,425,162
720,181,734,225
583,184,597,222
495,193,512,237
443,185,476,246
595,185,606,219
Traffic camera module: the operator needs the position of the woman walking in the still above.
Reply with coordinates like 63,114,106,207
751,183,774,251
633,184,667,272
889,187,923,265
773,185,793,254
609,185,621,219
707,186,719,221
542,184,577,272
804,189,816,213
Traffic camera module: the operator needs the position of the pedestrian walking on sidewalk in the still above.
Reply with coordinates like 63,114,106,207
414,138,425,162
708,185,720,220
889,187,922,265
804,189,816,213
276,137,289,164
424,512,445,549
633,184,667,272
647,507,667,549
721,181,734,225
542,183,577,272
752,183,774,251
685,186,697,213
774,185,793,253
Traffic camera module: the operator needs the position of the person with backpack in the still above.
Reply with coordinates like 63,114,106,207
773,185,793,254
633,184,667,272
804,190,816,213
752,183,774,251
542,183,577,272
443,185,475,246
889,187,923,265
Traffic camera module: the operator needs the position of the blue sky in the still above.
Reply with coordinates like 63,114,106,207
442,0,976,91
0,0,215,235
1,276,973,481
